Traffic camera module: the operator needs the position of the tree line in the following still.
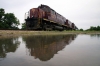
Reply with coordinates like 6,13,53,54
79,26,100,31
0,8,20,29
86,26,100,31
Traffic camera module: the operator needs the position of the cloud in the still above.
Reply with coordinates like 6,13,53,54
0,0,100,29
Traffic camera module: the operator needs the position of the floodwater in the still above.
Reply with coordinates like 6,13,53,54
0,34,100,66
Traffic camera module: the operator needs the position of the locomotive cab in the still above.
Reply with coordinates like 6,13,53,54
25,8,45,30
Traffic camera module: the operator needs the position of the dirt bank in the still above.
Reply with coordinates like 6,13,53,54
0,30,100,37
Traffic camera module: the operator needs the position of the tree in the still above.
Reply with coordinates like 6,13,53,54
86,26,100,31
79,28,83,31
0,8,5,28
0,8,5,19
21,23,26,29
97,26,100,31
0,8,20,29
4,13,20,29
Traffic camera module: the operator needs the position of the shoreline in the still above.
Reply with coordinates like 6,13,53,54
0,30,100,37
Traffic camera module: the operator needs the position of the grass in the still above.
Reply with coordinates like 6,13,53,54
0,30,100,37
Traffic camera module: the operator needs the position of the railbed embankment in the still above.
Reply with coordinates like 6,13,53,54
0,30,100,37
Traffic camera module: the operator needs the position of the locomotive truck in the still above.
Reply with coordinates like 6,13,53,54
25,4,77,30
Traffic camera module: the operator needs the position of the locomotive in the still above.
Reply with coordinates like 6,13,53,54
25,4,77,30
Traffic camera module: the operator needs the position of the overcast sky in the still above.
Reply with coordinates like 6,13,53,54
0,0,100,30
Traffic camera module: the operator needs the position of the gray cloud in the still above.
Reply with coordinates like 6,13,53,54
0,0,100,29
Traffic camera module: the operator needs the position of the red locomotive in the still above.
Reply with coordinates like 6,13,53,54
25,4,77,30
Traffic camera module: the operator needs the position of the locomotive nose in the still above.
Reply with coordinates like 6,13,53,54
25,8,40,30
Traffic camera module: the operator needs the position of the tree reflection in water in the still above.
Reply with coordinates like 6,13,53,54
23,34,77,61
0,37,20,58
90,34,100,38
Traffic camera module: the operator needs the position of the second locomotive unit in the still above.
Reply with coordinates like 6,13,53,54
25,4,77,30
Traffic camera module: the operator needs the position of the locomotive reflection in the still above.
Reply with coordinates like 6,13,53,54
23,35,77,61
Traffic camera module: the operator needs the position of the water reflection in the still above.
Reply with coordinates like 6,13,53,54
90,34,100,38
0,35,100,66
23,35,77,61
0,37,20,58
